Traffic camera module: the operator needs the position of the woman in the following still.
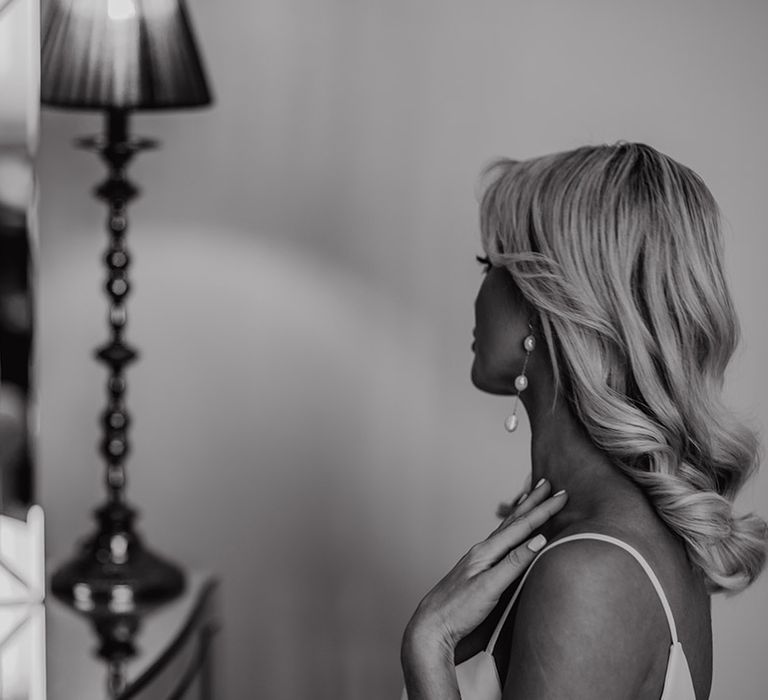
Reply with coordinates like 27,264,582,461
400,143,767,699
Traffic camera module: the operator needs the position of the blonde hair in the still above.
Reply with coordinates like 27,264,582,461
480,142,767,594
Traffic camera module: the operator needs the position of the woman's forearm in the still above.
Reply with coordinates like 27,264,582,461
401,623,462,700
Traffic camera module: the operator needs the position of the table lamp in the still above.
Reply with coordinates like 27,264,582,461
41,0,213,606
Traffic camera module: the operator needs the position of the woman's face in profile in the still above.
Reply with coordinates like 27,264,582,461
471,265,528,395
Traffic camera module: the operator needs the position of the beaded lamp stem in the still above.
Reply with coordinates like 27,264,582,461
51,110,185,606
90,112,145,504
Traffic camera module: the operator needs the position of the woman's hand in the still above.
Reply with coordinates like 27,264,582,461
402,479,567,660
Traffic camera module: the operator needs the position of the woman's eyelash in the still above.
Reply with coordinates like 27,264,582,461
475,255,492,273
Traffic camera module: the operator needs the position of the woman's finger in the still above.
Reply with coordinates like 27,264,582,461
480,533,549,592
504,478,551,520
491,478,552,536
482,490,568,561
496,473,533,518
496,496,523,520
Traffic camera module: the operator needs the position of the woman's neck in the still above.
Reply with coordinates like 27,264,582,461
522,378,648,537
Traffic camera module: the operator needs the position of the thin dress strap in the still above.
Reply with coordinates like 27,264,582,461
486,532,679,652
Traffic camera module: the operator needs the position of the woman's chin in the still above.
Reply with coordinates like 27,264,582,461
470,362,510,395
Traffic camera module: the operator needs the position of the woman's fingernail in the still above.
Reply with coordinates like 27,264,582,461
534,477,547,489
527,534,547,552
515,492,528,506
552,489,566,498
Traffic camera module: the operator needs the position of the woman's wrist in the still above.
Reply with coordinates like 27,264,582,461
401,618,460,700
401,616,454,670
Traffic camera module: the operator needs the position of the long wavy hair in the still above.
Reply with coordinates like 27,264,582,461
479,142,767,594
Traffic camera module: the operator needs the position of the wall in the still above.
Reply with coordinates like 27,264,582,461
38,0,768,698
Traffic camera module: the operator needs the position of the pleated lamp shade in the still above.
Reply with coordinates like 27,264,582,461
41,0,212,110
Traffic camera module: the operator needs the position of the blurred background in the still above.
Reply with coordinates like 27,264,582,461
32,0,768,698
0,0,36,521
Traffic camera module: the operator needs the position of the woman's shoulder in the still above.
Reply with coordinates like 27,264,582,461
520,526,672,629
496,509,712,698
535,514,707,642
501,530,673,697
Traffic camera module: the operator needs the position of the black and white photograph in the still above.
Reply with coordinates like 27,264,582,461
1,0,767,698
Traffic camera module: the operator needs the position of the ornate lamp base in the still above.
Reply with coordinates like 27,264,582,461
52,110,185,610
51,501,185,608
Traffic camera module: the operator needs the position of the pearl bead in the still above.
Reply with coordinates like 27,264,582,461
514,375,528,392
504,414,518,432
523,335,536,352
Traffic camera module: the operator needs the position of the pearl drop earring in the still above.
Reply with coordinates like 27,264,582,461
504,327,536,433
